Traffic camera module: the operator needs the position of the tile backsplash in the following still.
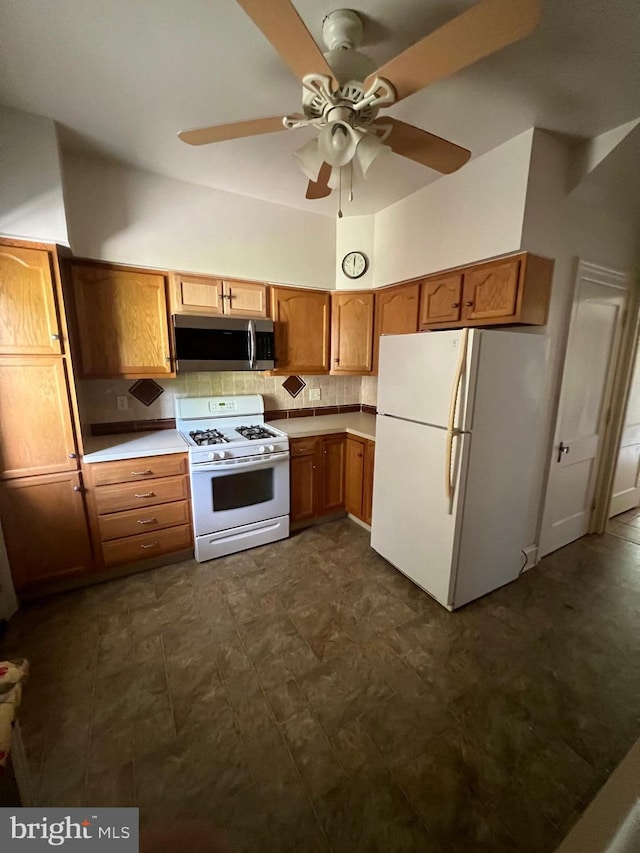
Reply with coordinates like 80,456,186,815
77,372,377,428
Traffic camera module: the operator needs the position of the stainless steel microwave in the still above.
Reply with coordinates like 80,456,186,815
172,315,275,372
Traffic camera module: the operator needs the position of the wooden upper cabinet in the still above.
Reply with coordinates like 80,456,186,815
223,280,269,317
173,274,224,315
172,274,268,318
271,286,330,374
0,244,62,355
0,471,92,590
419,275,463,328
419,253,553,330
374,282,420,371
461,260,519,323
331,291,374,374
0,356,78,479
71,263,172,378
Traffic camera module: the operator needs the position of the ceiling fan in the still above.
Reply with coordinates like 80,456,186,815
178,0,540,203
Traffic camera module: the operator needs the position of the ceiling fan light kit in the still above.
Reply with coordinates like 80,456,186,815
178,0,541,208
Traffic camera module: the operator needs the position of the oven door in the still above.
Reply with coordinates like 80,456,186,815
190,451,290,535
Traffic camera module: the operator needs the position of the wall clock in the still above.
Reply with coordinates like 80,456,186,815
342,251,368,279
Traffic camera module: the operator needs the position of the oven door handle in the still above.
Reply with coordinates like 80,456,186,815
192,451,290,473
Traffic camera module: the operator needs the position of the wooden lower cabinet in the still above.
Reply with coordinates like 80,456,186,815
290,432,373,527
0,471,93,591
85,453,193,568
345,436,375,523
290,435,345,522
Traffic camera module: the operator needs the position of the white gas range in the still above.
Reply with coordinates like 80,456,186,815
175,395,290,562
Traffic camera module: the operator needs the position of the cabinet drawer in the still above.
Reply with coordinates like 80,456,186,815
290,436,322,457
102,523,192,568
94,475,190,514
98,499,191,541
91,453,187,486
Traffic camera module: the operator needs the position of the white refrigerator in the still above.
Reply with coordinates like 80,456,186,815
370,328,549,610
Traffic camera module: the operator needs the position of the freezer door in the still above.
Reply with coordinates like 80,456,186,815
370,414,470,608
377,330,479,430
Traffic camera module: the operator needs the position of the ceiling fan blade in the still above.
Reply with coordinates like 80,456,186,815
365,0,540,102
236,0,336,84
379,118,471,174
178,116,286,145
306,162,332,199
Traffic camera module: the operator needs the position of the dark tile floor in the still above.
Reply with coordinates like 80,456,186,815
608,506,640,545
2,519,640,852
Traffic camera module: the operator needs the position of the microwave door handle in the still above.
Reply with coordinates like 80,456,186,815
248,320,257,369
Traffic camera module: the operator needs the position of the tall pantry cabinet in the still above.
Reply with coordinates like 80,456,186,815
0,240,92,592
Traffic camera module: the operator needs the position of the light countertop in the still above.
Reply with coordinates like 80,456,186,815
267,412,376,441
82,430,188,464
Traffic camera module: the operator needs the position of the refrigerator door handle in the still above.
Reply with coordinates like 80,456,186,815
445,328,469,508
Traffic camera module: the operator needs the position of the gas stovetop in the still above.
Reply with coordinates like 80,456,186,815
175,395,289,464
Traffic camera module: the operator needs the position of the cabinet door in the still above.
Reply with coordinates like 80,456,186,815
362,440,375,526
71,264,172,377
174,274,224,315
290,454,320,522
0,245,61,355
373,283,419,371
0,471,92,590
223,280,269,317
461,260,520,323
271,287,330,374
419,275,462,328
321,436,346,513
0,356,78,479
345,436,365,517
331,291,374,374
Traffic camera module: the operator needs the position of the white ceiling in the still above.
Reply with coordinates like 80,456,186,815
1,0,639,217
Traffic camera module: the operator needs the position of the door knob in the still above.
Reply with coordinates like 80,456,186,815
557,442,570,463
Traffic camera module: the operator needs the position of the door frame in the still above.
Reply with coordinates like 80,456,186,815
592,276,640,531
538,259,632,556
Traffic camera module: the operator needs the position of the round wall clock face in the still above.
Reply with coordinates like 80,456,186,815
342,251,368,279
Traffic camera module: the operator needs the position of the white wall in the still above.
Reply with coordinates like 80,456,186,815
371,129,534,287
335,214,375,290
520,128,640,545
61,152,336,288
0,105,68,244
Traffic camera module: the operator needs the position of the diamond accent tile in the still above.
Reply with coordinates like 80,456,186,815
128,378,164,407
282,375,306,399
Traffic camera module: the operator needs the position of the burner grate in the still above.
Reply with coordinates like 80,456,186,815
189,429,229,446
236,425,277,441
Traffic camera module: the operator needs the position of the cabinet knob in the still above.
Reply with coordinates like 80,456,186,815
165,356,171,362
334,359,340,364
51,333,60,341
465,300,474,307
452,302,460,308
358,452,363,458
69,452,77,459
73,486,83,493
312,465,316,470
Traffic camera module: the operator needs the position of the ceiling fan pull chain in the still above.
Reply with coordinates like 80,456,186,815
338,166,343,218
349,161,354,202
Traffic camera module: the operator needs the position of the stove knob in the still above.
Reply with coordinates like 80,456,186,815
259,446,266,454
217,451,226,460
208,452,215,461
268,445,275,453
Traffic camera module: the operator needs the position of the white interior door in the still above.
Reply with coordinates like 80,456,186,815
539,261,629,557
609,343,640,517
